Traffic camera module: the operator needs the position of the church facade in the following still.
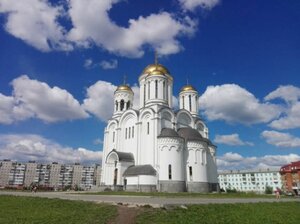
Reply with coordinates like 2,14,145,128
101,62,218,192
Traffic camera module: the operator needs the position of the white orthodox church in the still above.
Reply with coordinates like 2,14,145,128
101,61,218,192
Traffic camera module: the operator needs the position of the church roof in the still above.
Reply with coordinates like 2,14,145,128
115,84,133,93
158,128,180,138
177,127,203,141
123,165,156,177
113,150,134,162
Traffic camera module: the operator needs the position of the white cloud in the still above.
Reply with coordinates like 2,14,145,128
93,138,103,145
83,80,116,122
84,58,94,69
269,102,300,130
264,85,300,130
0,0,198,57
100,59,118,70
0,75,88,124
265,85,300,104
0,134,102,164
0,0,72,51
214,134,253,146
199,84,282,125
261,130,300,148
179,0,220,11
217,152,300,171
67,0,197,57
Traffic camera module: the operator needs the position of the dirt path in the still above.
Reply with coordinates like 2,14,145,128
109,205,140,224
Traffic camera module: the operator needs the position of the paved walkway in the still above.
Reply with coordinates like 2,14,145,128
1,191,299,207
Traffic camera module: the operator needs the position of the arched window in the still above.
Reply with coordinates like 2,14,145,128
189,166,193,181
129,127,131,139
147,122,150,135
120,100,125,111
148,81,150,99
163,81,166,99
126,101,130,110
189,95,192,111
168,164,172,180
182,96,185,109
144,84,146,105
155,80,158,98
132,126,134,138
115,101,118,111
113,131,115,143
125,128,127,139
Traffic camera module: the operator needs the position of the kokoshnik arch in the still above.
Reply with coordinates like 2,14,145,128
101,59,218,193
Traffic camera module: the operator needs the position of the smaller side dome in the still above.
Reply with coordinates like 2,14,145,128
115,84,133,93
158,128,179,138
180,85,197,92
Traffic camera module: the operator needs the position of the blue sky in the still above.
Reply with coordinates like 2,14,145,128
0,0,299,170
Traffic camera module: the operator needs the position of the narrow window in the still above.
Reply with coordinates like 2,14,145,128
115,101,118,111
120,100,124,111
166,84,168,101
155,80,158,98
113,132,115,143
189,166,193,181
126,101,130,109
125,128,127,139
168,164,172,180
144,84,146,105
132,126,134,138
147,122,150,135
129,127,131,139
163,81,166,99
148,81,150,99
182,96,185,109
189,95,192,111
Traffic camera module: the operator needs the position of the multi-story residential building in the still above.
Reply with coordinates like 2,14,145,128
280,161,300,195
24,161,38,187
218,168,282,193
9,163,26,186
49,162,62,189
0,160,101,190
0,160,13,187
72,163,83,187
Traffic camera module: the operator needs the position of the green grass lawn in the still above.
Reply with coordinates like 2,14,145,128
136,202,300,224
0,195,117,224
83,191,280,198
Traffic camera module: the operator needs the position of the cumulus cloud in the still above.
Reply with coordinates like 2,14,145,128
264,85,300,130
67,0,197,57
0,134,102,164
0,0,200,57
199,84,282,125
214,134,253,146
100,59,118,70
0,75,88,124
83,80,116,122
0,0,72,51
179,0,220,11
217,152,300,171
265,85,300,104
261,130,300,148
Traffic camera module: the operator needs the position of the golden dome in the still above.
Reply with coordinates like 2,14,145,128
142,64,170,75
115,84,133,93
180,85,197,92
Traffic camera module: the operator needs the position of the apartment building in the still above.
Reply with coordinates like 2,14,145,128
0,160,13,187
280,161,300,195
0,160,101,190
218,168,282,193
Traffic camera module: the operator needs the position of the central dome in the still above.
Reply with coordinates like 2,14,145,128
142,63,170,75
